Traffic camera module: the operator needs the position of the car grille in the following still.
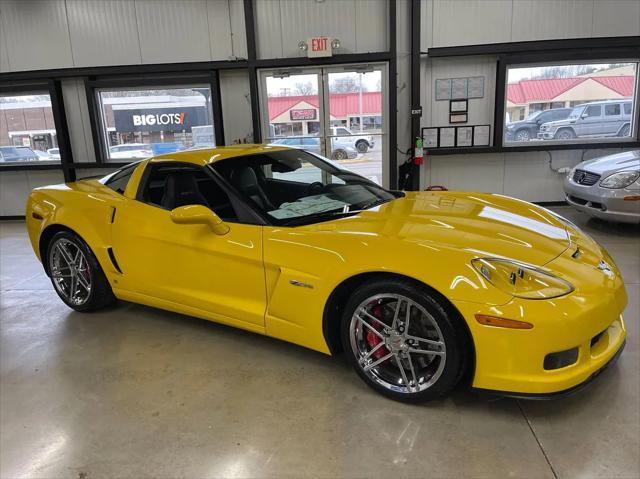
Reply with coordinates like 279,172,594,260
572,169,601,186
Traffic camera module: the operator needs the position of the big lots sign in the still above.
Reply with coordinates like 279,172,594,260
114,106,207,133
307,36,332,58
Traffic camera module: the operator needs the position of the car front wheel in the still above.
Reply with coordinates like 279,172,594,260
555,129,576,140
332,149,348,161
341,279,468,402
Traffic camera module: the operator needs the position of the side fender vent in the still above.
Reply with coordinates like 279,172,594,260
107,247,123,274
109,206,117,224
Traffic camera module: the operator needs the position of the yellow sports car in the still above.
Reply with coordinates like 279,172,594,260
26,145,627,402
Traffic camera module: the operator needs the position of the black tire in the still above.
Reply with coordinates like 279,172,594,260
46,230,116,312
619,124,630,137
514,129,531,141
340,278,468,403
332,149,348,161
555,128,576,140
356,140,369,153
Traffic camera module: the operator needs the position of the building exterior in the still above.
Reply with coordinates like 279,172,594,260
506,75,635,121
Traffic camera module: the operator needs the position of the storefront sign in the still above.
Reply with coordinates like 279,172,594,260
290,109,317,120
114,106,207,133
308,36,332,58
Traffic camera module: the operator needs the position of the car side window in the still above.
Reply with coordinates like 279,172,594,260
623,103,632,115
605,104,621,116
584,105,602,118
139,163,238,221
337,128,350,136
104,164,137,194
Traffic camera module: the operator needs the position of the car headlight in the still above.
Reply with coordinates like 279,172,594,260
471,258,574,299
599,171,640,189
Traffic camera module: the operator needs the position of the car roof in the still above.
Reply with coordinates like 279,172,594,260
148,144,291,167
576,99,632,106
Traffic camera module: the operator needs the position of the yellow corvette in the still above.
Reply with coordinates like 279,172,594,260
26,145,627,402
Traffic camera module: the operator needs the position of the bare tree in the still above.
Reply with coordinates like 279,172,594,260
329,75,368,93
293,81,316,96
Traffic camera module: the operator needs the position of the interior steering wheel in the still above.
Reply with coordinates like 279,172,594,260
307,181,324,195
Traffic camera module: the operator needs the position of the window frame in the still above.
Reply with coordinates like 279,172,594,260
86,74,225,166
0,82,73,175
497,54,640,151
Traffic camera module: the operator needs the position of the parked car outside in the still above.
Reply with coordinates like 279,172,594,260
35,150,51,160
563,149,640,224
47,148,61,160
539,100,632,140
270,137,358,160
331,126,375,153
0,146,39,162
505,108,572,142
109,143,153,159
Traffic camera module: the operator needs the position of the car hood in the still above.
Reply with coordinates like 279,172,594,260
306,191,571,267
577,150,640,174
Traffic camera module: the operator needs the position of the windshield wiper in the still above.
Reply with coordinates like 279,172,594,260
281,208,360,226
357,198,392,210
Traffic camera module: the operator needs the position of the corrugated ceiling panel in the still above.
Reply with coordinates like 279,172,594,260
354,0,387,53
0,0,73,71
228,0,247,59
66,0,141,67
593,0,640,37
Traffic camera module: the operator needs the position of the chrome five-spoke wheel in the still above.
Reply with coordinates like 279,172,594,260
350,293,446,394
49,237,92,307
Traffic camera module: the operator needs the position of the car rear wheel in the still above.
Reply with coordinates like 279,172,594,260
332,149,348,161
356,140,369,153
341,279,467,402
555,129,575,140
619,124,630,137
515,129,530,141
47,231,116,312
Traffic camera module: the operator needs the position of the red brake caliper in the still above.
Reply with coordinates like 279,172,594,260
365,304,389,359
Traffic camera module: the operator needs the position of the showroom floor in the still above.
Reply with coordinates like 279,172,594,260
0,206,638,479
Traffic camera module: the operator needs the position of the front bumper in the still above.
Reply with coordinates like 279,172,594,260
538,131,555,139
564,177,640,224
474,339,625,399
454,239,628,395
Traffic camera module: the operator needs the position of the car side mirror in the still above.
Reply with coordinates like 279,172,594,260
536,119,543,124
170,205,229,235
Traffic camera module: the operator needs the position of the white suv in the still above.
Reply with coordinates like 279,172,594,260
331,127,375,153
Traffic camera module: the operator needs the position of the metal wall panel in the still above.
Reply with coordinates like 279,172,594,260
0,0,73,71
431,0,512,48
0,14,10,73
228,0,248,59
0,170,64,216
61,79,96,164
66,0,142,67
134,0,212,63
593,0,640,37
254,0,284,58
278,0,356,58
511,0,594,42
206,0,233,61
220,69,252,143
354,0,388,53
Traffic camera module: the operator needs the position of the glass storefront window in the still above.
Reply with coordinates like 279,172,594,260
504,61,638,145
96,85,215,162
0,93,61,165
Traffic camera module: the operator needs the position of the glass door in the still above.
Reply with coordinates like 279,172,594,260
259,69,324,157
324,65,386,185
259,64,387,186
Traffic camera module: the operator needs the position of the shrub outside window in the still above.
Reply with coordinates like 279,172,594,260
96,85,215,162
0,93,61,165
504,61,638,146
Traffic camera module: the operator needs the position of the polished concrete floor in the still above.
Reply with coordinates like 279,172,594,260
1,206,638,479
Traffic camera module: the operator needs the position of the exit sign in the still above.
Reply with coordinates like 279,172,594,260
308,36,332,58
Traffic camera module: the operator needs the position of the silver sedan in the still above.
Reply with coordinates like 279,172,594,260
563,150,640,224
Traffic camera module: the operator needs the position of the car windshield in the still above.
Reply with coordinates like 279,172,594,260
569,106,585,119
524,111,542,121
213,149,399,226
